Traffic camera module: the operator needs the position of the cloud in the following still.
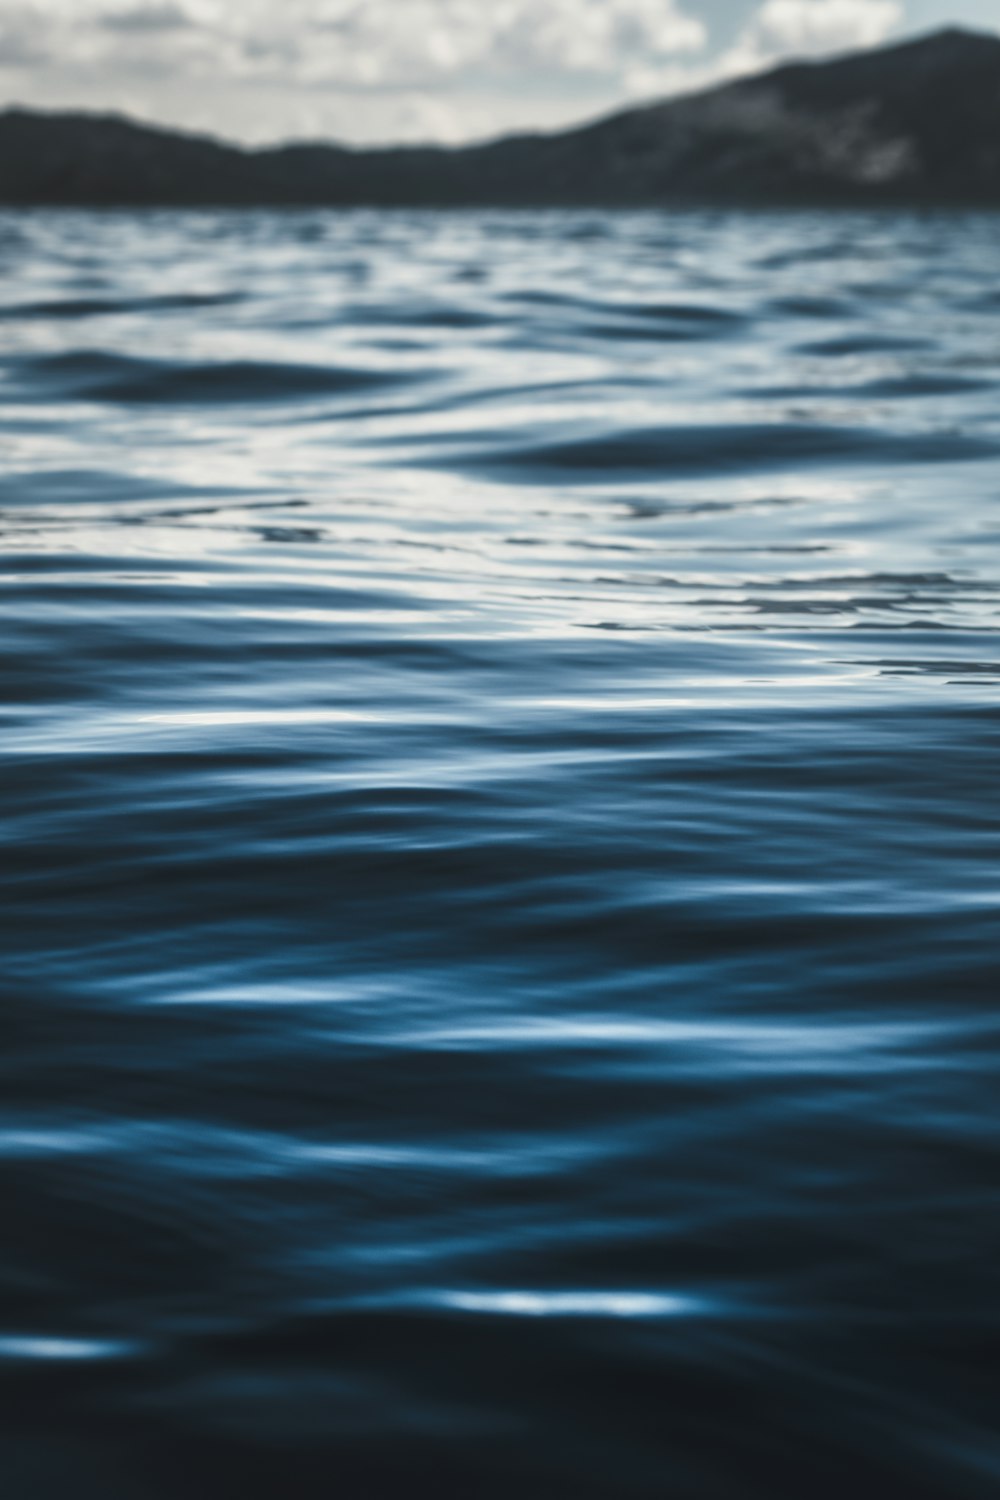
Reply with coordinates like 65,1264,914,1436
100,4,192,32
225,0,707,89
726,0,904,74
0,4,47,68
0,0,911,143
0,0,707,89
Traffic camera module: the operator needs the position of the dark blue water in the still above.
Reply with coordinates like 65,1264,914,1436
1,209,999,1498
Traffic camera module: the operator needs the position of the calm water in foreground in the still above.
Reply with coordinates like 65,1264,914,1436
1,209,999,1498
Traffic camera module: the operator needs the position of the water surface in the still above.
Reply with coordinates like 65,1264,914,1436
1,209,999,1498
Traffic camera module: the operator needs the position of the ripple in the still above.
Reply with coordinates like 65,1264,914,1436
798,333,933,356
6,351,413,404
0,291,242,321
464,421,999,478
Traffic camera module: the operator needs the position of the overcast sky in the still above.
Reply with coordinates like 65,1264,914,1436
0,0,997,145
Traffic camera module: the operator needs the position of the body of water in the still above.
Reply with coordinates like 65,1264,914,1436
1,209,999,1497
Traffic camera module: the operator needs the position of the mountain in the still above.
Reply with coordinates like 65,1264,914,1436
3,27,1000,207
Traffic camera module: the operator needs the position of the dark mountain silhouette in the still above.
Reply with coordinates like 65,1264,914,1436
3,27,1000,207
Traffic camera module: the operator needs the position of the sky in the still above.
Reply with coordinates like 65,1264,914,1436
0,0,997,146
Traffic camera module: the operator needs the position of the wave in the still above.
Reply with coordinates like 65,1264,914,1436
5,350,414,404
457,421,1000,479
798,333,932,356
745,373,995,399
0,291,242,321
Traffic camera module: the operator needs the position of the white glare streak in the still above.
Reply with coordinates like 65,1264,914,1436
0,1337,139,1363
436,1290,705,1318
139,708,378,726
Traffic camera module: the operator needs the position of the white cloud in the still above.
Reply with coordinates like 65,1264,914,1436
0,0,712,141
0,0,915,143
0,0,707,89
725,0,903,75
0,4,46,67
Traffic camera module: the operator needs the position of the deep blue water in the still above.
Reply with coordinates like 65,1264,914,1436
1,209,999,1498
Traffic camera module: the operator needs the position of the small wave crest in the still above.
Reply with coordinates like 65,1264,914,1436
5,350,414,404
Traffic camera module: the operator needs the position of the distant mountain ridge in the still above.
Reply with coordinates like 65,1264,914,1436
3,27,1000,207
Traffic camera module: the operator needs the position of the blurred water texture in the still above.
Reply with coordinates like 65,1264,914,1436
0,209,999,1498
